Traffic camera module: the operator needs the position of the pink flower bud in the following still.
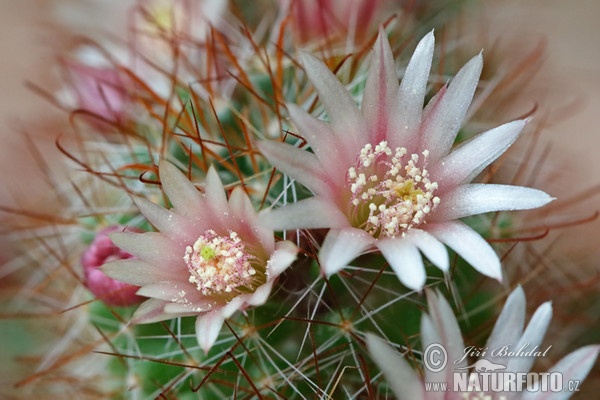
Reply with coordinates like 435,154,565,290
82,226,144,306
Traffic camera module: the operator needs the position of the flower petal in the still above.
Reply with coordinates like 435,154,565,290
319,228,373,275
405,228,449,272
506,301,552,374
101,259,173,286
422,290,467,384
267,240,298,277
260,197,350,230
392,30,435,148
433,119,527,188
376,238,426,291
433,184,554,221
362,29,399,144
258,139,331,195
204,166,229,218
299,52,366,150
109,231,182,266
484,286,526,361
158,160,204,216
420,53,483,160
131,298,169,324
427,221,502,281
366,333,425,400
522,345,600,400
228,186,274,253
287,103,346,176
133,196,188,241
196,311,225,353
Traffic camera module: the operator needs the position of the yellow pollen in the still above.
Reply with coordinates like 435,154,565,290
394,180,424,201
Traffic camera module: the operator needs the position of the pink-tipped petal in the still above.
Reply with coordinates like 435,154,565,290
433,119,527,187
376,238,426,290
158,160,204,216
258,140,330,195
196,311,225,353
428,221,502,281
299,52,366,150
392,30,435,147
205,166,229,217
260,197,350,230
366,333,425,400
434,184,554,221
362,29,400,144
420,53,483,160
319,228,373,276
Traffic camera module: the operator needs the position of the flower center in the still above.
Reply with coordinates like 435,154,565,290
347,141,440,238
183,230,257,296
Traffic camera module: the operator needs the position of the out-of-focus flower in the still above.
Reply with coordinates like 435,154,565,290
102,161,298,352
259,30,553,290
82,226,144,306
279,0,382,44
366,287,600,399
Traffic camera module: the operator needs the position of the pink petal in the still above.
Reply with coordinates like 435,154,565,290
287,103,347,177
258,140,331,195
432,119,527,188
136,281,199,303
131,298,170,324
228,186,274,253
319,228,374,275
366,333,425,400
420,53,483,160
376,238,426,290
101,259,174,286
391,30,435,148
158,160,204,217
299,52,366,152
259,197,350,230
433,184,554,221
204,166,229,219
427,221,502,281
133,196,189,242
109,231,183,266
196,311,225,353
362,29,400,144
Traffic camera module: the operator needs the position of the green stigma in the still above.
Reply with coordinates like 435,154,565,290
200,245,216,261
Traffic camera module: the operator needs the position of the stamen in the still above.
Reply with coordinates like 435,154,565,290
346,141,440,238
183,229,256,296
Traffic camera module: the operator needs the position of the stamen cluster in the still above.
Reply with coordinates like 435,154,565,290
347,141,440,238
184,229,256,296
